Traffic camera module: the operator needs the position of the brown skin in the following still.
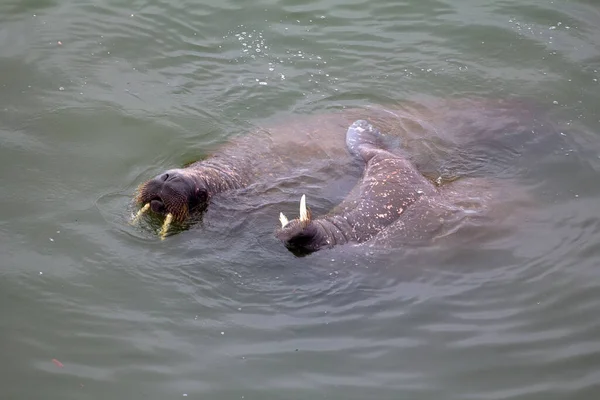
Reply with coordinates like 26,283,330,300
135,97,541,228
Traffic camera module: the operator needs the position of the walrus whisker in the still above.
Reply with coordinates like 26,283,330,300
134,182,148,204
279,212,289,228
160,213,173,240
131,203,150,224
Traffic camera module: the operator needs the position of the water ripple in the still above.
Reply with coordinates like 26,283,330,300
2,0,600,399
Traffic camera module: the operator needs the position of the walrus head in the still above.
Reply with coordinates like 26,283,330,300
135,168,210,223
276,195,331,255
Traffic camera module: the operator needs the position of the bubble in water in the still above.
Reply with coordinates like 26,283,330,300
223,25,337,92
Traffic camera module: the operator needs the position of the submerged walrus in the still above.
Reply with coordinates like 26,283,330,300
275,120,528,254
133,98,545,241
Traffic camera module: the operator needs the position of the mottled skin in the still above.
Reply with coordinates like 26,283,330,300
275,120,530,254
135,97,542,233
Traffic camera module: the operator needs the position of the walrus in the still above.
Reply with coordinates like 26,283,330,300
133,97,547,240
275,120,529,255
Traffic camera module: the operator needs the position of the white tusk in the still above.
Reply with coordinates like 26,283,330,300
299,194,308,222
279,212,289,228
131,203,150,224
159,213,173,240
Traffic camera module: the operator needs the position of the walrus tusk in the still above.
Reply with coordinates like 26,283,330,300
299,194,308,222
131,203,150,224
279,212,289,228
279,195,309,228
159,213,173,240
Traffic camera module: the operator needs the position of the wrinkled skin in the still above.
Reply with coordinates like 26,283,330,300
135,97,547,232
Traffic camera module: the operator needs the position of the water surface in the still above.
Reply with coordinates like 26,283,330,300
2,0,600,399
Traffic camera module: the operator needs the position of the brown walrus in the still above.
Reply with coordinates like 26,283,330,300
133,97,545,241
275,120,530,255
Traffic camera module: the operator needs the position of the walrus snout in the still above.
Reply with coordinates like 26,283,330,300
135,166,211,225
276,195,331,255
150,198,166,214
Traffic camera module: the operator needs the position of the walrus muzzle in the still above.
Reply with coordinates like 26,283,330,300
133,168,209,239
276,195,332,255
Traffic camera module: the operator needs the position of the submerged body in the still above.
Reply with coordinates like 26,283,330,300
276,121,530,254
134,97,547,241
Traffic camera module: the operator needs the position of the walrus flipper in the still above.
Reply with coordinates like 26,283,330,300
345,119,387,162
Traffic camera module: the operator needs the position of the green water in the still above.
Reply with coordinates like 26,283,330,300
2,0,600,399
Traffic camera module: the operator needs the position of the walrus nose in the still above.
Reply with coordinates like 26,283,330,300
157,170,181,182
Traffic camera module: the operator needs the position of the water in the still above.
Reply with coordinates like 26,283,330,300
2,0,600,399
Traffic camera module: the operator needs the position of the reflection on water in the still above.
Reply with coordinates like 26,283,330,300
1,0,600,399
